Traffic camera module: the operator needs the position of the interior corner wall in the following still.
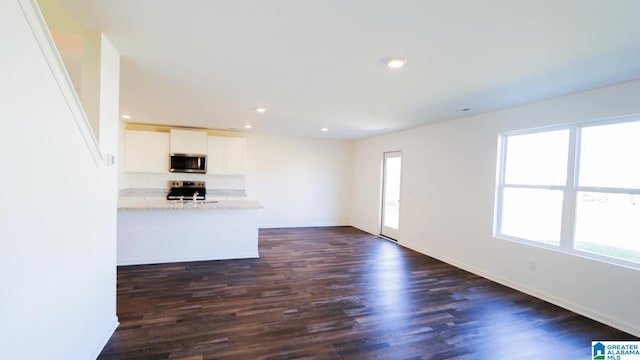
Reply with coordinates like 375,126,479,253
351,80,640,337
0,1,118,359
244,133,353,228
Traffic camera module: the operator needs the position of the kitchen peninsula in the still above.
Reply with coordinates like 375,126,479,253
117,199,263,265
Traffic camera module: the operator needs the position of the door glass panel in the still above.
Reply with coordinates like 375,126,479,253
383,156,401,229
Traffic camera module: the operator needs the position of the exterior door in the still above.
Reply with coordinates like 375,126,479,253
381,151,402,240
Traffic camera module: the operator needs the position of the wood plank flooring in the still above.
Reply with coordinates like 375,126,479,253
99,226,636,359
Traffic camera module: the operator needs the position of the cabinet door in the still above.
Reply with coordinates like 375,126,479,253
146,132,170,172
124,130,169,173
170,129,207,154
206,136,226,174
225,137,246,175
169,129,187,154
185,131,208,154
124,130,147,172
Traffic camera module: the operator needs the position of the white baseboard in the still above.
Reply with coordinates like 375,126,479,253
91,316,119,359
352,225,640,338
118,252,260,266
259,221,352,229
400,241,640,338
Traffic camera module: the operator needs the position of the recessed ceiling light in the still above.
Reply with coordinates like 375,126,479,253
321,127,329,132
244,124,253,129
386,58,406,69
121,114,131,119
255,107,266,113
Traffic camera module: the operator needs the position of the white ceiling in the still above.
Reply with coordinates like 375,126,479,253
57,0,640,139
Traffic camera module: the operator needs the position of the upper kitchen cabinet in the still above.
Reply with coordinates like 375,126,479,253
170,129,208,155
207,136,247,175
124,130,169,173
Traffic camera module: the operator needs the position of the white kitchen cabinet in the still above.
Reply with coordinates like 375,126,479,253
206,136,226,174
146,132,170,172
207,136,246,175
124,131,146,171
124,130,169,173
170,129,207,155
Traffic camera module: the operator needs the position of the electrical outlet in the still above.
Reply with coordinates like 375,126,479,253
530,260,537,271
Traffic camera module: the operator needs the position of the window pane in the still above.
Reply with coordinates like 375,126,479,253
579,121,640,189
575,192,640,263
504,130,569,186
501,188,563,244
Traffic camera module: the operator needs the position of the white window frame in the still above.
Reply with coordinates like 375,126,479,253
494,115,640,269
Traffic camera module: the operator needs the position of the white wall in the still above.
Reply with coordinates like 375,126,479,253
352,80,640,337
0,1,118,358
245,133,353,228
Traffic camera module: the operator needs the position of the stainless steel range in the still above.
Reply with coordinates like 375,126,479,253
166,181,206,201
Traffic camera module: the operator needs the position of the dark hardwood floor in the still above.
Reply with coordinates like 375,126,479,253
99,227,636,359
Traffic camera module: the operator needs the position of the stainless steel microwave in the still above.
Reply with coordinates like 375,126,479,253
169,153,207,173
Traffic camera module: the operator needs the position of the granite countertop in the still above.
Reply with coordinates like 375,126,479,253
118,199,263,210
